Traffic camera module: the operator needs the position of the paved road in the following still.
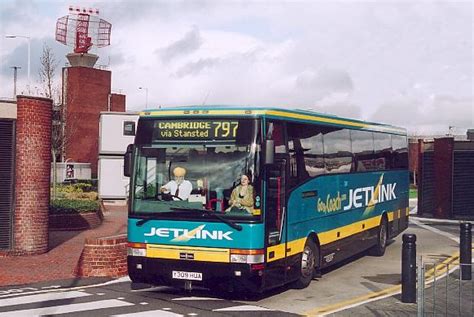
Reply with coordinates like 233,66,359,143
0,217,464,316
0,280,296,316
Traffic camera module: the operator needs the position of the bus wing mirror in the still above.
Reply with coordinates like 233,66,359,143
124,144,134,177
264,139,275,165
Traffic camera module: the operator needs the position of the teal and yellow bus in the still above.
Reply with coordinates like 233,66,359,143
124,107,409,292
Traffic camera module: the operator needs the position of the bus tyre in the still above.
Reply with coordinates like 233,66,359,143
293,240,318,289
369,217,388,256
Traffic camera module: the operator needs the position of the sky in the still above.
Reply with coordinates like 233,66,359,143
0,0,472,135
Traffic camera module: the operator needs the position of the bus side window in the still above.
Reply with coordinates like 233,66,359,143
351,130,375,172
392,135,408,169
373,132,392,170
323,129,353,174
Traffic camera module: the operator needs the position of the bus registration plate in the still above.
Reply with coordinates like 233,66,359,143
172,271,202,281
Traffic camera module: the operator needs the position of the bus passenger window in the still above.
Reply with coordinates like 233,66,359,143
323,129,353,174
392,135,408,169
351,130,374,172
373,132,392,170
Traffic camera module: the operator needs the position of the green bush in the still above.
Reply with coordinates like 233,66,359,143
50,199,99,214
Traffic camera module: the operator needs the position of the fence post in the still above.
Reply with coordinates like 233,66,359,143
402,233,417,303
460,222,472,281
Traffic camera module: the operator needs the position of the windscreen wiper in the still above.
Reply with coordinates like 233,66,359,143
170,207,243,231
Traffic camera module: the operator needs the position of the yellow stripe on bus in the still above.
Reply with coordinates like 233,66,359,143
266,209,408,262
146,244,230,263
139,109,405,134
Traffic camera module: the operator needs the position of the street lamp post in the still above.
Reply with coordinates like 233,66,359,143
138,87,148,109
6,35,31,91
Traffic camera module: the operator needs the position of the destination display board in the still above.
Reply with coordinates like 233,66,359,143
153,120,240,140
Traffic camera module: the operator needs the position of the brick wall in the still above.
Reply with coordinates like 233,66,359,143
110,93,126,112
13,96,52,255
76,234,127,277
64,67,111,177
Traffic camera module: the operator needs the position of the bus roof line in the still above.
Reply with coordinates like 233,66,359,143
139,107,406,135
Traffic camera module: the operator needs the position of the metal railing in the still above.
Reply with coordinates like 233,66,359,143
417,258,473,316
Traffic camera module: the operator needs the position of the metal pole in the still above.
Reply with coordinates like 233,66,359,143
10,66,21,98
27,37,31,90
460,223,472,280
402,233,417,303
417,257,424,316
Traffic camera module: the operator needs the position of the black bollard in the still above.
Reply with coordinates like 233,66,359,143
401,233,417,303
460,223,472,281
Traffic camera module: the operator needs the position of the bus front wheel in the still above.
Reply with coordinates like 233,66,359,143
369,217,388,256
293,239,318,289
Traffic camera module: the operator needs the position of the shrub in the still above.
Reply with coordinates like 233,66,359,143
50,199,99,214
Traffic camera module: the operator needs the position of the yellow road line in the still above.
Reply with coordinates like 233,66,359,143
303,251,462,316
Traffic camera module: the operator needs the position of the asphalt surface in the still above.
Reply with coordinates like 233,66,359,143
0,214,471,316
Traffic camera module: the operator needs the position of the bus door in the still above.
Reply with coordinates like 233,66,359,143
264,157,288,289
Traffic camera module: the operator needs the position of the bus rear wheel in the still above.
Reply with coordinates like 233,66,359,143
293,240,318,289
369,217,388,256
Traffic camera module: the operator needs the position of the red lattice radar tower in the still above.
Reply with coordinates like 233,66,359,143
56,6,111,54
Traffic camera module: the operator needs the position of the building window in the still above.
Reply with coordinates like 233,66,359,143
123,121,136,136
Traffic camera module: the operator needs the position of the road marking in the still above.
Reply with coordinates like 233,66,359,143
173,296,222,301
0,290,90,307
410,218,459,243
40,285,61,290
0,299,133,316
304,251,461,316
112,310,183,317
0,276,131,299
213,305,272,311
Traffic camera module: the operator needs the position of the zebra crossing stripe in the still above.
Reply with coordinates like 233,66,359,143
112,310,183,317
172,296,223,301
213,305,272,311
0,299,133,316
0,291,90,307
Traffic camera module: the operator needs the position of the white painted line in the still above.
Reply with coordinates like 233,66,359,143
213,305,272,311
0,291,90,307
0,299,133,316
0,276,131,299
112,310,183,317
139,302,148,305
411,218,460,243
173,296,222,301
40,285,61,290
97,293,105,296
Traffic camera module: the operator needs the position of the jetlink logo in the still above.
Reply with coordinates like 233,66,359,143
144,225,233,242
344,174,397,212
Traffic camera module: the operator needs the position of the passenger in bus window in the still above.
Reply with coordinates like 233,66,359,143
226,174,254,214
160,167,193,200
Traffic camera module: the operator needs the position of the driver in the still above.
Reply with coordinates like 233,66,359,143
160,167,193,200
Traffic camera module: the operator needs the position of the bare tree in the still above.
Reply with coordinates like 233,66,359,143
39,43,63,199
38,44,59,100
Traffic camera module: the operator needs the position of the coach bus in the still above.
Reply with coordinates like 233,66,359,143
124,106,409,292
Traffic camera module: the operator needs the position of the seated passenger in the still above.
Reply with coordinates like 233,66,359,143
226,174,254,214
160,167,193,200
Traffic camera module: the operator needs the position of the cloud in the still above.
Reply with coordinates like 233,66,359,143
370,94,473,134
157,27,203,63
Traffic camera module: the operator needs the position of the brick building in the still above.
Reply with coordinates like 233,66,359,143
417,132,474,219
62,61,126,177
0,96,52,255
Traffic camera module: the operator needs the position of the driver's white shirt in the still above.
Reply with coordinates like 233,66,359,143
161,180,193,200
